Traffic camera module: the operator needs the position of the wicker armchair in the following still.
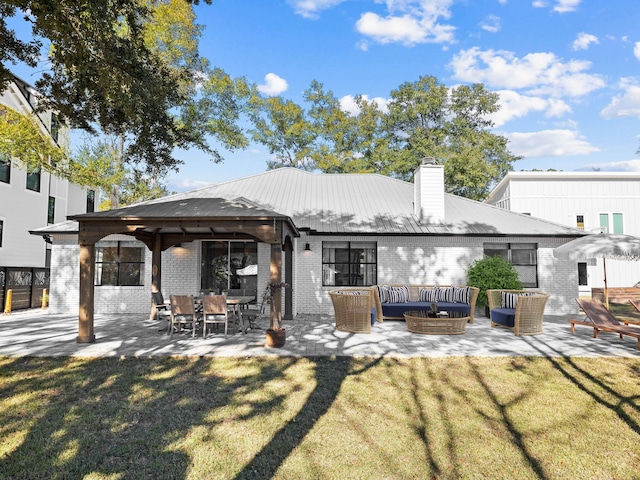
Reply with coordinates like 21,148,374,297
487,290,550,336
329,290,374,334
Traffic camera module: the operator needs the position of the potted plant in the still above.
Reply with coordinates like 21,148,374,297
263,280,291,348
466,256,522,316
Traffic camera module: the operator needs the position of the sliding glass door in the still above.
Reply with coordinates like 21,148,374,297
201,241,258,297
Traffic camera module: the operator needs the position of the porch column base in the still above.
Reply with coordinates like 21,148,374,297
76,335,96,344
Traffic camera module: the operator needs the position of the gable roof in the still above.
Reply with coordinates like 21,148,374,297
143,168,583,237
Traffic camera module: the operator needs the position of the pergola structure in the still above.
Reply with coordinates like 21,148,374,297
68,198,299,343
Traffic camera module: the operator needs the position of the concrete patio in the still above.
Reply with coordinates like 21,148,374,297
1,308,638,358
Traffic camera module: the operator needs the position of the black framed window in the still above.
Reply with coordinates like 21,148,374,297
322,241,377,286
26,168,41,192
47,196,55,224
578,262,588,286
51,113,59,143
95,241,145,286
86,190,95,212
484,243,538,288
0,154,10,184
0,220,3,247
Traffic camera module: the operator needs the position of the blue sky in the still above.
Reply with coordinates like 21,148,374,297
9,1,640,192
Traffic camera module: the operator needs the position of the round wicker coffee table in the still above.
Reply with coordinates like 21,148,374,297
403,310,469,335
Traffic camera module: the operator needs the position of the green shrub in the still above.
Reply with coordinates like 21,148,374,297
466,256,522,306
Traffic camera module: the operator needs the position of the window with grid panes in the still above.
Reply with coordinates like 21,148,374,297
483,243,538,288
322,241,377,286
94,241,145,286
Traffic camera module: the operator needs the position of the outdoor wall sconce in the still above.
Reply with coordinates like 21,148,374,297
304,243,311,252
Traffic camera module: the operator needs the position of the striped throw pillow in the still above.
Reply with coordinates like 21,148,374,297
453,286,470,304
419,288,439,302
387,285,410,303
501,291,529,309
377,285,390,303
437,286,455,302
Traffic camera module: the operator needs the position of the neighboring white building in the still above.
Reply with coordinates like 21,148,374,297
34,164,585,321
485,171,640,296
0,75,92,309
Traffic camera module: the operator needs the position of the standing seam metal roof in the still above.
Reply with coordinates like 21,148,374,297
143,168,582,236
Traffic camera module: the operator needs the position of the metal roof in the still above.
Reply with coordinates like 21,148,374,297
141,168,583,236
33,168,584,237
68,197,290,221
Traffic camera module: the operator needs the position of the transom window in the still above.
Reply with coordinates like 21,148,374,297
95,241,145,286
322,241,377,286
484,243,538,288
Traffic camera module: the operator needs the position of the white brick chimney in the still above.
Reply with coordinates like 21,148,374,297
414,158,445,224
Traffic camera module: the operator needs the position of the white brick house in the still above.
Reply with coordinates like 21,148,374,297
34,164,585,324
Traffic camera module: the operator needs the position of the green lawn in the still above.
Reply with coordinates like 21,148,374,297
1,355,639,479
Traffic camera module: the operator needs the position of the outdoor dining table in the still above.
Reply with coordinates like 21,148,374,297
193,295,256,333
225,295,256,333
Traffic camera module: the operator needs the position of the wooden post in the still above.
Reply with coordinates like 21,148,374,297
78,243,96,343
270,243,282,329
150,236,162,320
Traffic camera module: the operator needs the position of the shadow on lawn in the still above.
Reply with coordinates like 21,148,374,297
526,336,640,435
0,355,380,479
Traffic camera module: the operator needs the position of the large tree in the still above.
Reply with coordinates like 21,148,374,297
0,0,214,173
255,76,520,200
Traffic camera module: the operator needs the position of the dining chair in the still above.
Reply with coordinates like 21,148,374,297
202,294,230,337
151,291,172,331
169,295,199,338
242,299,266,331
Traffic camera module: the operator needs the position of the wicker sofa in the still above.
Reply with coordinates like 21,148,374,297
329,289,376,334
371,284,479,324
487,289,550,336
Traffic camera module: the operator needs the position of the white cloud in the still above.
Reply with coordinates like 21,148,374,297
505,129,599,157
480,14,501,33
553,0,581,13
532,0,581,12
634,41,640,61
339,94,390,115
449,47,605,97
257,73,289,96
172,178,212,190
490,90,571,127
600,84,640,119
355,0,456,46
575,159,640,172
572,32,598,51
287,0,345,19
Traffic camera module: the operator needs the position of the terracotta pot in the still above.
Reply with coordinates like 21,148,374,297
266,328,286,348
